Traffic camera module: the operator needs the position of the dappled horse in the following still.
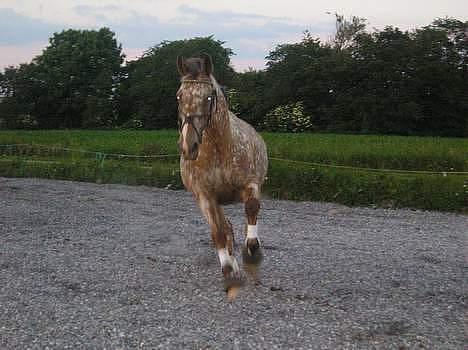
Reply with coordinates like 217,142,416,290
176,54,268,293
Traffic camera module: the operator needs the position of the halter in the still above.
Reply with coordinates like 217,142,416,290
178,79,218,144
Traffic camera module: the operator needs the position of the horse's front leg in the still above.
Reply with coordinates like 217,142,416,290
197,195,241,284
242,184,263,264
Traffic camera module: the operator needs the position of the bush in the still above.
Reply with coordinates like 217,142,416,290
262,102,313,132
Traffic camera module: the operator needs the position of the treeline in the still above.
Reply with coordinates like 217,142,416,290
0,17,466,136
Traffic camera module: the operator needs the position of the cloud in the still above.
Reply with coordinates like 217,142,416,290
231,57,268,71
0,42,46,68
72,4,319,46
67,4,330,68
0,4,333,70
73,4,136,24
74,4,121,16
101,5,333,65
0,8,61,45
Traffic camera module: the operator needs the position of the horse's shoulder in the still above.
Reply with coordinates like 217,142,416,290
229,112,260,139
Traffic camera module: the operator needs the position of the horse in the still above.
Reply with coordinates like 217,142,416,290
176,54,268,293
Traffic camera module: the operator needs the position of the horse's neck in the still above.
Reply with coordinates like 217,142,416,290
212,103,230,129
198,76,232,158
206,104,231,144
207,77,231,142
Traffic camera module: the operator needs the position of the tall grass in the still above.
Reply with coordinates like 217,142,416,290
1,130,465,171
263,133,467,172
0,130,466,211
0,157,182,188
0,130,180,156
267,160,465,211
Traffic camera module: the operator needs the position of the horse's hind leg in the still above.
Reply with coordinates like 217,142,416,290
198,195,241,283
242,184,263,263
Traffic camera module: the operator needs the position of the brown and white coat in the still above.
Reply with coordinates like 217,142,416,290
176,55,268,286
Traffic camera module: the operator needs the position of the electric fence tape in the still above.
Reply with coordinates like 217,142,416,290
0,144,467,176
269,157,468,176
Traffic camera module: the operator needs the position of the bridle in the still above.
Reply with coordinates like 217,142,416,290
177,79,218,144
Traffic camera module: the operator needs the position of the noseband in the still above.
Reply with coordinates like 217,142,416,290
178,80,218,144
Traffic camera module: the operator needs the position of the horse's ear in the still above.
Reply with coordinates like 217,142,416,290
177,56,186,76
200,53,213,76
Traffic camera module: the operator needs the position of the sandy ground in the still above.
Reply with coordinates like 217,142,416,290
0,177,466,349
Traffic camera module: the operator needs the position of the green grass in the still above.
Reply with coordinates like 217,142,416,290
267,160,465,211
0,130,465,171
0,157,182,189
0,129,180,156
0,130,466,211
263,132,467,172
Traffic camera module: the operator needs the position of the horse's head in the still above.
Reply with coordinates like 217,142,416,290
176,54,217,161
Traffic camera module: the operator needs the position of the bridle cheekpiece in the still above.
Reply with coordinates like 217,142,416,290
177,79,218,144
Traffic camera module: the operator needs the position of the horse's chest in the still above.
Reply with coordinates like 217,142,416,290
181,161,233,190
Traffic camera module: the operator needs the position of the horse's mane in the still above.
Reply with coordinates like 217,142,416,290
210,76,225,102
208,75,228,120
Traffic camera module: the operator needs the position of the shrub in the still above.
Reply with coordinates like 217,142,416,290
262,102,313,132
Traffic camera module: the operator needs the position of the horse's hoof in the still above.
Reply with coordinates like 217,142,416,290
223,264,244,286
222,264,234,278
242,239,263,265
243,258,262,284
223,267,244,302
245,237,260,254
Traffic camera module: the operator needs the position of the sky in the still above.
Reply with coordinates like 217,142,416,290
0,0,466,72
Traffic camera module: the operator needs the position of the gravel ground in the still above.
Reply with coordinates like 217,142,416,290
0,177,466,349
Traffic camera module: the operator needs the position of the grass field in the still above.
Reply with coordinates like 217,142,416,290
0,129,465,170
0,130,466,211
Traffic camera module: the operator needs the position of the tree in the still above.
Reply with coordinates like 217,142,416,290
330,12,367,51
230,69,267,128
410,22,467,135
35,28,124,128
0,64,41,128
117,37,235,129
257,17,466,136
0,28,124,129
344,27,420,133
1,18,465,136
263,32,340,130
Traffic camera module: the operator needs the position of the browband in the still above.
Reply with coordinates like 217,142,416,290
181,79,213,85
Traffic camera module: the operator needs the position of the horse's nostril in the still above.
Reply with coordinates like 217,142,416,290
181,143,199,160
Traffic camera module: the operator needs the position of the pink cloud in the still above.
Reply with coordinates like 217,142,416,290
231,57,266,72
1,44,266,73
0,42,46,70
123,47,146,62
0,44,148,69
123,47,266,72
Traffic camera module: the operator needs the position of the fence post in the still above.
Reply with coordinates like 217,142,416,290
95,152,106,168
